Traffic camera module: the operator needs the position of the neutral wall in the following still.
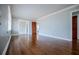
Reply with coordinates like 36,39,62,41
0,5,8,36
12,18,19,34
38,6,79,41
0,5,9,54
0,36,9,54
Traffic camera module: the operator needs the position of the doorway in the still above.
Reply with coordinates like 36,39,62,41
18,20,29,35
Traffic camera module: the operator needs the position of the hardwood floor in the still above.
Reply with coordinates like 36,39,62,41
6,35,79,55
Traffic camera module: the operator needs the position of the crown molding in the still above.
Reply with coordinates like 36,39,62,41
37,5,79,20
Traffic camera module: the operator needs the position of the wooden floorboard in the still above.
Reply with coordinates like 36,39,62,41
6,35,79,55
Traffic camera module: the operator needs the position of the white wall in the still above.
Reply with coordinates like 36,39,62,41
0,5,8,36
38,6,79,41
0,5,10,54
11,18,19,34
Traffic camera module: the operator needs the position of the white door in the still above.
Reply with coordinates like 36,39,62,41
18,20,28,35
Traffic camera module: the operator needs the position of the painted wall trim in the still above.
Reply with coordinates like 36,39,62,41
2,35,11,55
11,34,27,36
11,33,32,36
37,5,79,20
11,34,20,36
39,33,71,41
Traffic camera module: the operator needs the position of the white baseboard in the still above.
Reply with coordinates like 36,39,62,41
11,33,32,36
11,34,19,36
39,33,71,41
11,34,27,36
2,35,11,55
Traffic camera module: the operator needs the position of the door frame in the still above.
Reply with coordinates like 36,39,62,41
18,20,29,35
18,19,30,40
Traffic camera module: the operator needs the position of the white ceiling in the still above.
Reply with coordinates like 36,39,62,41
11,4,74,20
